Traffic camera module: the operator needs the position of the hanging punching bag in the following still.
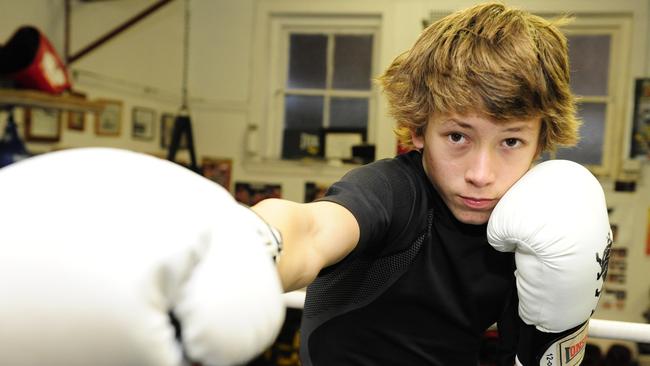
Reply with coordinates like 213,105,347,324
0,110,31,168
166,110,198,173
0,26,71,94
166,0,199,174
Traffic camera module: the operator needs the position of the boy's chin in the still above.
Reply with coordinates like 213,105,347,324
452,210,491,226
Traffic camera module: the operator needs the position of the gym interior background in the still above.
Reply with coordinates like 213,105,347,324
1,0,649,365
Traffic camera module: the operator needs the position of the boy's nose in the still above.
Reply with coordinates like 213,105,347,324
465,149,496,188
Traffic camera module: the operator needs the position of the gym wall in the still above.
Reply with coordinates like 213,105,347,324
1,0,649,355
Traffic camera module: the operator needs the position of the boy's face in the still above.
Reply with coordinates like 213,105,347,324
412,113,542,225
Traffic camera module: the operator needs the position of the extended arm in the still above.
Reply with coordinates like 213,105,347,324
252,198,360,292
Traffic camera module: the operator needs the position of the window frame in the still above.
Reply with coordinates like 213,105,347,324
262,15,381,161
546,14,633,177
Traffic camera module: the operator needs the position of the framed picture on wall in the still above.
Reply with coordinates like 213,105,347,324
66,90,87,132
24,107,61,142
67,110,85,131
95,99,122,136
132,106,156,140
201,157,232,191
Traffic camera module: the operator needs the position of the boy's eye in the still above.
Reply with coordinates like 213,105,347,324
504,138,521,148
449,133,464,143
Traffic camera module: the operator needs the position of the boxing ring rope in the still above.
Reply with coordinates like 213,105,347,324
282,291,650,343
589,319,650,343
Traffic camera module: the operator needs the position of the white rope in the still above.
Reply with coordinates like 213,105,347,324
282,291,650,343
283,290,307,309
589,319,650,343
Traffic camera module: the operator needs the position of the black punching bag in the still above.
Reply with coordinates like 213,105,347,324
166,110,198,173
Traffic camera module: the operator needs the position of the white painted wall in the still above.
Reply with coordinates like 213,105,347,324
1,0,649,352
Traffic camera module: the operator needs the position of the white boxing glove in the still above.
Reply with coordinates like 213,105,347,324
0,148,285,366
487,160,612,366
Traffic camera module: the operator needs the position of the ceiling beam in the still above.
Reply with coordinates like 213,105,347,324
66,0,175,65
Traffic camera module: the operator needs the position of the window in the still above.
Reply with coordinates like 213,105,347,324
544,15,632,176
554,32,613,169
265,16,379,162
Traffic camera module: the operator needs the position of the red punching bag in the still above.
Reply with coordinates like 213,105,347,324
0,26,71,94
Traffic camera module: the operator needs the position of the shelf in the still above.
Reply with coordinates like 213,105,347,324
0,89,104,113
243,157,360,179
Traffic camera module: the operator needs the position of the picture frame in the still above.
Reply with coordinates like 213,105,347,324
67,110,85,131
160,113,187,149
24,107,61,142
94,99,122,136
132,106,156,140
323,128,366,161
66,91,87,132
201,157,233,191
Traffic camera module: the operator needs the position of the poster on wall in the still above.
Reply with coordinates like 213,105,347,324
630,78,650,159
234,182,282,206
201,157,232,191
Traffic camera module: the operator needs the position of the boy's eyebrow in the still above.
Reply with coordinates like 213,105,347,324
442,118,534,132
442,118,473,129
501,124,534,132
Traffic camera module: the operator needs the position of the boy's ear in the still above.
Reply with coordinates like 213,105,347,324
411,128,425,149
535,144,544,159
535,132,545,159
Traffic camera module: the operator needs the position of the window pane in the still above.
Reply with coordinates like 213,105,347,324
330,97,368,129
556,103,606,165
567,35,610,96
284,94,323,129
332,35,373,90
288,34,327,89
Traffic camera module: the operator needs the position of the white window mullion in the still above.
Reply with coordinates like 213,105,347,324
323,33,335,129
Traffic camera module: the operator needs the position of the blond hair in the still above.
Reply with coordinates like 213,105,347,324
378,2,579,152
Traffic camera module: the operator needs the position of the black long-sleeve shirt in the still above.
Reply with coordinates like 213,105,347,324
300,150,518,365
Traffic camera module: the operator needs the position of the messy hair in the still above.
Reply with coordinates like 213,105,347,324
378,2,579,152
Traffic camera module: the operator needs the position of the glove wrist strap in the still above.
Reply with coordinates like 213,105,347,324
516,320,589,366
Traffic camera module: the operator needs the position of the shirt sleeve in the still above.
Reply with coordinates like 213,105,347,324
317,158,419,256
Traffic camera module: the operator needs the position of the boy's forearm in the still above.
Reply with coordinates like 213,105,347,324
251,198,322,292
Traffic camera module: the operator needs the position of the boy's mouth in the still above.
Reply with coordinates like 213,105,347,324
459,196,496,210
